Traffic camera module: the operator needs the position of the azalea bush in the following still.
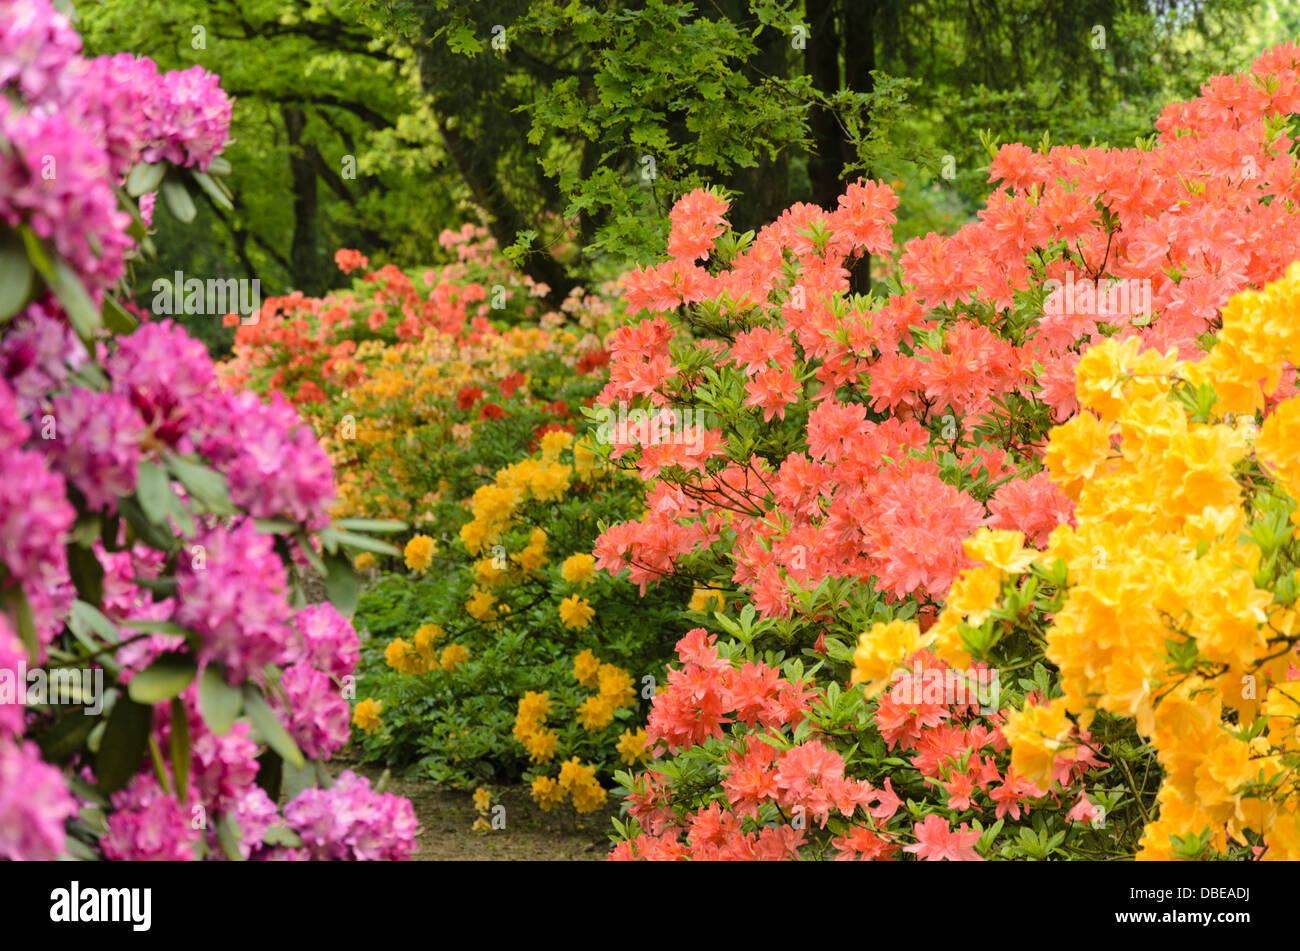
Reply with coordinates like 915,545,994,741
599,43,1300,859
0,0,414,862
348,434,691,787
221,239,615,525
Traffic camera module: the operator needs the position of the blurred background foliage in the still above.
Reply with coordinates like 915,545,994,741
74,0,1296,353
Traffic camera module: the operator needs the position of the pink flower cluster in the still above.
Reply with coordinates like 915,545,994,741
173,519,294,684
0,0,230,299
283,771,418,861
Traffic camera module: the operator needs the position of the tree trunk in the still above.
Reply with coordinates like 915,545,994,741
282,107,327,295
805,0,843,211
840,0,876,295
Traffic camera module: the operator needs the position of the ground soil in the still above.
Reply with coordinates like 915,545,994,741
328,755,616,861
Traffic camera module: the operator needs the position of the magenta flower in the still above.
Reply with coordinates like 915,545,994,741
46,387,144,512
284,771,418,861
173,518,294,684
0,737,76,860
289,603,360,680
102,774,198,861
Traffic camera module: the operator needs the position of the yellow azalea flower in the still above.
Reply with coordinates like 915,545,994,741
516,539,549,574
352,698,383,734
517,690,551,723
962,528,1036,574
560,552,597,586
616,727,651,765
474,557,510,588
472,787,492,813
413,622,445,657
558,594,595,630
851,619,926,697
1044,410,1115,499
353,551,376,572
688,587,726,612
440,643,472,671
471,817,491,832
944,565,1003,626
465,586,498,622
531,775,565,811
404,534,437,572
557,757,596,792
523,728,559,763
570,778,607,814
596,663,636,708
530,462,571,502
384,638,424,675
576,693,617,731
540,429,574,462
1002,698,1073,789
572,649,601,688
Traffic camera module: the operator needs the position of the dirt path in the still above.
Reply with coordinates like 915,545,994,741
332,759,616,860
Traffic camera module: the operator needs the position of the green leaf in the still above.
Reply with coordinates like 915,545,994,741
68,598,119,647
295,533,328,576
119,496,178,551
136,460,174,525
127,653,197,704
2,583,40,663
253,518,297,534
215,814,245,861
102,295,139,334
118,619,191,636
169,697,191,804
0,230,35,322
48,255,102,342
242,684,304,769
323,550,360,618
206,156,232,176
125,161,166,197
197,664,242,735
163,454,235,515
189,170,233,211
36,712,98,764
96,694,153,794
281,755,316,802
17,225,53,275
67,542,105,606
261,825,302,848
318,526,402,557
330,518,408,534
160,177,196,223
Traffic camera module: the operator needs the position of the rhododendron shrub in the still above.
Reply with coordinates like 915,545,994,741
602,45,1300,858
0,0,414,861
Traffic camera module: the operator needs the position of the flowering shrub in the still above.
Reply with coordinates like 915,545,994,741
910,266,1300,860
602,44,1300,859
348,437,689,786
0,0,414,862
515,650,653,814
222,249,617,539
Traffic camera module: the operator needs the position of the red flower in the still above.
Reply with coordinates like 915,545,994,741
456,385,483,410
